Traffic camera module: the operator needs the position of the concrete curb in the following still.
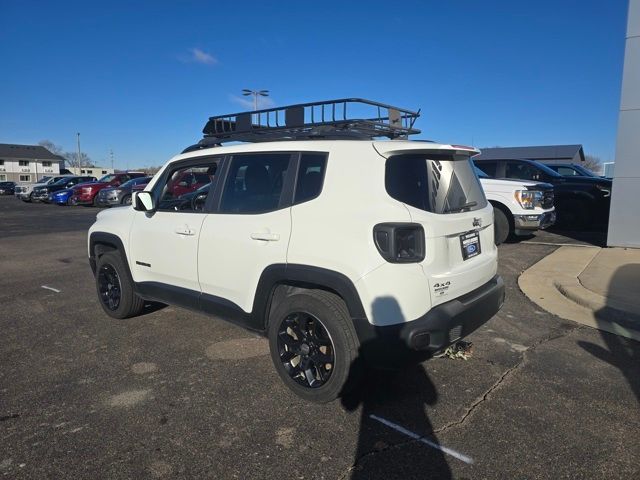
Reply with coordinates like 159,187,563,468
518,246,640,342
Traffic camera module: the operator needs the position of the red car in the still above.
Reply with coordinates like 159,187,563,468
166,170,210,198
71,172,146,206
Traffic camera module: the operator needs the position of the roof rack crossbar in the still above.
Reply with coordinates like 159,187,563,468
199,98,421,145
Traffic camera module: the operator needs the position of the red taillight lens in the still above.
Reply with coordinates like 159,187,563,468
373,223,425,263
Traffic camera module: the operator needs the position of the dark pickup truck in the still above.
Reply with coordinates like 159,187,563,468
474,158,611,230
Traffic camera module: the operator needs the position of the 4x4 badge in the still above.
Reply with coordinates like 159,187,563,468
473,217,482,227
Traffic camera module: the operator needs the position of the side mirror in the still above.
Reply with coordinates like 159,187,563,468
133,191,156,212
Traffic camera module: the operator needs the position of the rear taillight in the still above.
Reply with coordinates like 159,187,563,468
373,223,425,263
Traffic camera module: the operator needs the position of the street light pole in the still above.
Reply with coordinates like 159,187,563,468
76,132,82,172
241,89,270,111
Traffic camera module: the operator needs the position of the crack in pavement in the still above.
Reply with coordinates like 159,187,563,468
338,323,584,479
434,323,583,435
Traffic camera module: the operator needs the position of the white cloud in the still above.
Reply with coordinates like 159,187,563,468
229,94,275,110
179,48,217,65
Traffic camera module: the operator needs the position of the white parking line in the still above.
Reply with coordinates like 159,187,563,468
41,285,61,293
369,414,474,464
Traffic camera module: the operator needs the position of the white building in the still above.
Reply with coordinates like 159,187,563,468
0,143,65,183
66,166,114,177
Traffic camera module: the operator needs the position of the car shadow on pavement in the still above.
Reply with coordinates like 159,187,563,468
544,226,607,247
139,301,167,317
577,264,640,403
340,297,452,480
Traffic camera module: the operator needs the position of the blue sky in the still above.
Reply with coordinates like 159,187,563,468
0,0,629,169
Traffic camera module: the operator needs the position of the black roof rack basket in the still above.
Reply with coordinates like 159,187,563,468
196,98,420,148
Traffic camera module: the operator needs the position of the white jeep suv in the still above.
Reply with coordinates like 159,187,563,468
88,99,505,402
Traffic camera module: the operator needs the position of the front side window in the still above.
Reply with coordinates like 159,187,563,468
157,161,219,212
386,153,487,214
220,153,291,214
294,153,327,204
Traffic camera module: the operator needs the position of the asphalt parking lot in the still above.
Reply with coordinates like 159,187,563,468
1,196,638,479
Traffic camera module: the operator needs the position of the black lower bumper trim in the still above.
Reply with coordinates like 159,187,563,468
352,275,505,368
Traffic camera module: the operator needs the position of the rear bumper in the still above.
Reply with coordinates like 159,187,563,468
353,275,505,368
514,211,556,232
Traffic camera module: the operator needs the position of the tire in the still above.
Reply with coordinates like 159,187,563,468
121,194,132,206
93,195,100,207
95,251,144,319
66,197,74,206
493,206,510,245
268,289,359,403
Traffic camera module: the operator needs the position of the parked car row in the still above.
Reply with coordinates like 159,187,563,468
11,172,153,207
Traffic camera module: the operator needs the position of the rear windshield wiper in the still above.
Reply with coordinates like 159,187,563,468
443,201,477,213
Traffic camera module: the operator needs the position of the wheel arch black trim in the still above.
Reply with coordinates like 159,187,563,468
253,264,368,330
89,232,130,276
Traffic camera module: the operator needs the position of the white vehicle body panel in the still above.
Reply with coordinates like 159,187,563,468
130,211,205,292
199,209,291,313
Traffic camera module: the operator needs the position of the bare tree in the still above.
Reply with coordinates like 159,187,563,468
38,140,93,169
38,140,64,156
583,154,602,174
63,151,93,169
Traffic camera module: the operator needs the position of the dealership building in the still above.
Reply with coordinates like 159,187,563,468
0,143,65,183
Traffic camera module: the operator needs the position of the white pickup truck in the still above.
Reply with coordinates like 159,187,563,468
475,166,556,244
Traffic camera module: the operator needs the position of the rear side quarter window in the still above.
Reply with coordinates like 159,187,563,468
294,153,327,204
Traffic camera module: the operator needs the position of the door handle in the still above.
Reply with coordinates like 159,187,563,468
250,232,280,242
175,226,195,236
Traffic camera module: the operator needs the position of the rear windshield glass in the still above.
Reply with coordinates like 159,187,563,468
385,153,487,214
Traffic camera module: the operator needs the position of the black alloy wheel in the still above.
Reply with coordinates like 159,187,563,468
98,263,122,311
277,312,335,388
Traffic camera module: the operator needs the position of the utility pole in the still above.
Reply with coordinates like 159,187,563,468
76,132,82,172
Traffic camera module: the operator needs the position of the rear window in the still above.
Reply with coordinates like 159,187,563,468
385,153,487,214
